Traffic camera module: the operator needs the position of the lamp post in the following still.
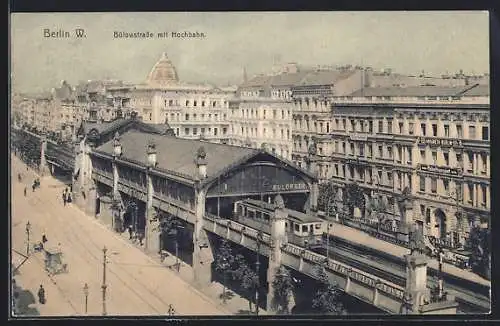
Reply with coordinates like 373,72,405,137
221,257,229,304
101,246,107,316
83,283,89,314
255,230,263,315
437,245,444,300
25,221,31,256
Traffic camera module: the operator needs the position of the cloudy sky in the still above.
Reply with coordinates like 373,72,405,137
11,11,489,93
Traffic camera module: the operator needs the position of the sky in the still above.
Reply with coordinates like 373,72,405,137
10,11,489,93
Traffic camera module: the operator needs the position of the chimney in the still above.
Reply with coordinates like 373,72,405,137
195,146,208,179
147,140,157,167
113,132,122,157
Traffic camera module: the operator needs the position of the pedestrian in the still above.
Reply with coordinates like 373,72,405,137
24,187,27,197
67,193,72,203
128,225,133,240
168,304,175,316
62,192,67,206
42,234,48,244
32,183,36,192
37,284,46,304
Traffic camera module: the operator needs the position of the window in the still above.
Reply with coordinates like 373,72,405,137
456,124,463,138
149,113,152,121
281,110,285,119
482,126,489,140
467,152,474,171
387,172,392,183
185,100,189,106
469,126,476,139
480,153,487,173
342,142,346,153
444,125,450,137
426,208,431,224
420,150,426,161
193,113,197,120
398,122,403,134
369,120,373,133
421,123,426,136
334,164,339,176
214,128,218,136
387,120,393,133
432,151,437,165
185,113,189,121
387,146,393,159
193,100,197,107
420,176,425,192
201,127,205,134
350,143,355,155
193,128,198,135
378,145,383,158
409,122,414,135
273,110,277,119
456,153,462,167
176,128,179,135
184,128,190,135
431,178,437,193
295,224,300,232
223,127,227,135
468,183,473,202
263,110,266,119
481,185,487,206
350,119,355,131
443,179,449,192
201,101,205,107
444,152,449,166
212,101,216,107
407,147,412,163
432,124,437,137
169,99,173,106
367,144,372,157
359,143,364,156
342,119,346,130
378,121,383,133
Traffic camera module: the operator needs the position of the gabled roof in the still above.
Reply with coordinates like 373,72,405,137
95,129,317,184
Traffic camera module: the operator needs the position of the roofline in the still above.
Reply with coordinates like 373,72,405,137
200,149,318,189
332,103,490,109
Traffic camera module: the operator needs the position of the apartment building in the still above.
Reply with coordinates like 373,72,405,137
312,84,490,245
128,52,236,143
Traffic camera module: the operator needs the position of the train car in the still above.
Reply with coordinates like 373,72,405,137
233,199,327,248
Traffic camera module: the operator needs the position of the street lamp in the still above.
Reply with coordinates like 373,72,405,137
170,223,185,272
101,246,108,316
25,221,31,256
221,257,229,304
255,231,263,315
83,283,89,314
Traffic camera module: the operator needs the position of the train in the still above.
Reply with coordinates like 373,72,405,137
233,198,329,248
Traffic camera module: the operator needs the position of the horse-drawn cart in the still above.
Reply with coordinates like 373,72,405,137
43,246,68,275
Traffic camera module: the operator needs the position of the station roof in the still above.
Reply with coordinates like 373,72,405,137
95,129,317,185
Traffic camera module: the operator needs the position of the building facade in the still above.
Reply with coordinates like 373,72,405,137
310,85,490,246
125,52,236,144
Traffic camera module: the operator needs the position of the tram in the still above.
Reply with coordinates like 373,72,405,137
233,199,328,248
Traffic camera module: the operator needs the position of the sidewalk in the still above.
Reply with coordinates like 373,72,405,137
329,222,490,287
11,154,267,316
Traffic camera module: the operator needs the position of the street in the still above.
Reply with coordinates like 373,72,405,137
11,154,228,316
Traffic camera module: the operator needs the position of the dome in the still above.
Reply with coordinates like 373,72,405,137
146,52,179,85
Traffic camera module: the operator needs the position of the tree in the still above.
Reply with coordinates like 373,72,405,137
311,265,345,315
271,265,294,314
318,181,337,216
365,195,387,225
231,254,259,312
343,183,366,220
215,239,237,302
467,226,491,279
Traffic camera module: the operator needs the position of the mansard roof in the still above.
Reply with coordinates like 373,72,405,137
94,129,317,186
349,84,490,97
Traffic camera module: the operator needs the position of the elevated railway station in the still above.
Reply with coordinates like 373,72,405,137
10,118,490,314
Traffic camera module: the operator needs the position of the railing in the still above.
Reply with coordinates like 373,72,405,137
203,214,405,301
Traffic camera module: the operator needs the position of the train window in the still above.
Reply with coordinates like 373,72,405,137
285,222,288,228
244,207,247,216
294,224,300,232
315,224,322,229
256,211,262,219
302,225,308,233
248,210,255,219
237,205,243,216
264,214,270,221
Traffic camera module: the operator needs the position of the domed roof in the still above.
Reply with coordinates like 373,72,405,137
146,52,179,85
